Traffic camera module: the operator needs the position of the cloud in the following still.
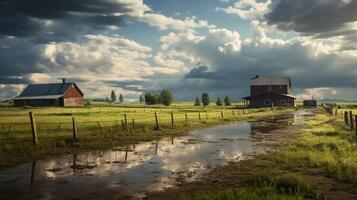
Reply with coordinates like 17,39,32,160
265,0,357,35
136,14,213,31
217,0,271,20
295,87,337,100
0,0,150,42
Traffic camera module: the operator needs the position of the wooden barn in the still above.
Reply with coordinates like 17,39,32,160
14,79,84,107
242,75,296,108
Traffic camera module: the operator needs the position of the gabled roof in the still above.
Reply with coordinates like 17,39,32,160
251,76,291,87
14,82,83,100
242,92,296,100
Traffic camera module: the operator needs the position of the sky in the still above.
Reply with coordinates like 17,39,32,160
0,0,356,101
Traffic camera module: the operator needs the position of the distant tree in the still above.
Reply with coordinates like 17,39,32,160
119,93,124,103
194,97,201,106
224,96,231,106
139,95,144,103
110,90,116,102
201,93,210,107
145,93,160,105
85,99,92,107
160,89,174,106
216,97,223,106
105,97,110,102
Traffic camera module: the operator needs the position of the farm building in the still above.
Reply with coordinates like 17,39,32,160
303,100,317,107
242,75,296,108
13,79,84,107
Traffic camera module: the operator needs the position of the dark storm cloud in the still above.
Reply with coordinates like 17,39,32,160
265,0,357,36
0,37,43,77
0,0,134,41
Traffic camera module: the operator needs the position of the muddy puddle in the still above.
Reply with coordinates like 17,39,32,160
0,109,314,199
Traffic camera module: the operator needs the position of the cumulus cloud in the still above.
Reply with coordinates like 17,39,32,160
217,0,271,20
136,14,213,31
295,87,337,100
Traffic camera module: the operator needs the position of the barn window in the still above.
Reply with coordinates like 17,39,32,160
289,100,293,106
265,99,271,105
280,99,286,105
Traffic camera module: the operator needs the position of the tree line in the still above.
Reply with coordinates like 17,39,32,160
195,93,231,106
108,90,231,107
143,89,174,106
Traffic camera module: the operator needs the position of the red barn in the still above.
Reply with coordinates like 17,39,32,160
243,75,296,108
14,79,84,107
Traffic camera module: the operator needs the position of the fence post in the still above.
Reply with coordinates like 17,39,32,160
350,111,354,131
154,112,159,129
29,112,38,146
132,118,135,129
72,117,78,142
124,114,129,132
355,116,357,135
206,111,208,120
344,111,349,127
221,111,224,119
121,120,125,131
185,113,188,123
335,109,337,116
198,112,201,121
97,121,104,134
171,113,174,128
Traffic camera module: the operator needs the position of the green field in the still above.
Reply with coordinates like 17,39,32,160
0,103,248,135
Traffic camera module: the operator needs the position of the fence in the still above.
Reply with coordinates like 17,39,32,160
0,108,270,146
322,103,357,135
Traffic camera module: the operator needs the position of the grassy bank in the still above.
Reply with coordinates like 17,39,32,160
147,108,357,200
0,106,288,169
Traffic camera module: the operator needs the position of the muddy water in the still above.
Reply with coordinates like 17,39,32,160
0,109,313,200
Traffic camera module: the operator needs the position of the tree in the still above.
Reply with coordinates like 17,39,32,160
119,94,124,103
160,89,174,106
194,97,201,106
201,93,210,107
139,95,144,103
224,96,231,106
216,97,222,106
144,93,160,105
110,90,116,102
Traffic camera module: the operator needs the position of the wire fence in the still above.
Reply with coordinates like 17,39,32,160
0,108,269,137
322,104,356,134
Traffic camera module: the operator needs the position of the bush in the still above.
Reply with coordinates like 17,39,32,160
160,89,174,106
144,93,160,105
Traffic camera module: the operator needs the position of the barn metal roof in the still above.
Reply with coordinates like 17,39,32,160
15,83,77,99
251,76,291,86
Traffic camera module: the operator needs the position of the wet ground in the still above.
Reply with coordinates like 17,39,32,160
0,109,314,200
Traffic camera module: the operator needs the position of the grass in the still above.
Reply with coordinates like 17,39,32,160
147,106,357,200
0,103,290,169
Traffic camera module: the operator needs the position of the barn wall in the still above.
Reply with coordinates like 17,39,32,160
63,86,83,107
14,99,58,107
251,85,289,96
249,93,295,108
